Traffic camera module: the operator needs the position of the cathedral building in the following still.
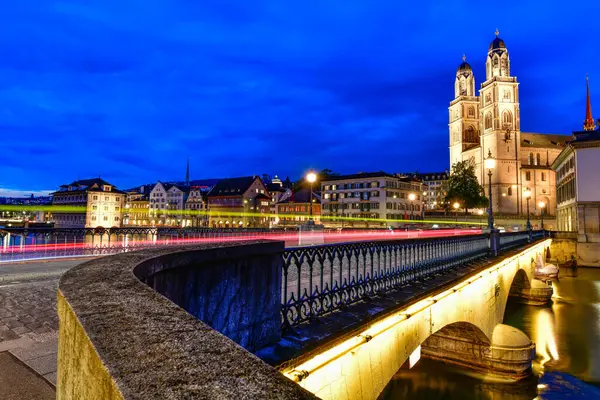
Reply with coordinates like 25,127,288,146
449,30,569,216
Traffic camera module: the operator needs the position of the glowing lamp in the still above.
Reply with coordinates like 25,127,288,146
538,201,546,209
477,210,484,215
408,193,416,201
524,189,532,198
306,172,317,183
453,202,460,210
484,156,496,170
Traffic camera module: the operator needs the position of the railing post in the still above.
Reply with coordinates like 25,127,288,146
489,229,500,257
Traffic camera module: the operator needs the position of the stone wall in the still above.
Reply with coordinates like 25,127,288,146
136,242,283,351
57,242,317,400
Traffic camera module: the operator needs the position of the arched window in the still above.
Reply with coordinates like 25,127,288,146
468,106,475,118
541,172,546,182
467,126,475,142
503,111,513,127
504,90,511,100
536,153,541,166
485,113,492,130
508,186,513,196
528,152,533,165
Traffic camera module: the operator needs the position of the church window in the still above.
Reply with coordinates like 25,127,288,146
485,93,491,104
536,153,541,166
504,90,511,100
468,106,475,118
528,153,533,165
525,171,531,181
541,172,546,182
493,57,498,67
508,187,513,196
467,126,476,142
502,111,513,127
484,113,492,130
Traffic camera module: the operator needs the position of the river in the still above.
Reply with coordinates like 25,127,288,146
380,267,600,399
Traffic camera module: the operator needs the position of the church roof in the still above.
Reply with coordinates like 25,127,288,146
520,133,570,149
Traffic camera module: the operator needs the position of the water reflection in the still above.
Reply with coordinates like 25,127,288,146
380,268,600,399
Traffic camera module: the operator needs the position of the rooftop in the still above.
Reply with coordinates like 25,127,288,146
521,132,570,149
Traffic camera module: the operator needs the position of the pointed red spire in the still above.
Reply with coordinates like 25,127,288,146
584,75,596,131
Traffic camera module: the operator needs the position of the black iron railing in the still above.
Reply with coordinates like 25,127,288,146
281,234,489,326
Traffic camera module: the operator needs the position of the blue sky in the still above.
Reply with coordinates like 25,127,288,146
0,1,598,195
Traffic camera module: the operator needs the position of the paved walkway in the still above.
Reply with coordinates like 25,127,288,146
0,275,62,396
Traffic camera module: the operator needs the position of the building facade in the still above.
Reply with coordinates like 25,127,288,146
320,172,424,227
418,172,449,210
52,178,124,228
450,30,569,216
207,176,271,228
552,81,600,236
274,188,321,226
185,186,208,227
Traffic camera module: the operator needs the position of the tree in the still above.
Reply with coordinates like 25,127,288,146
444,159,488,213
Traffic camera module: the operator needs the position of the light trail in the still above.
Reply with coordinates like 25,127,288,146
0,205,487,226
0,228,481,263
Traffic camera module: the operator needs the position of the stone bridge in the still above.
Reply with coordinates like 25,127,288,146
56,232,551,400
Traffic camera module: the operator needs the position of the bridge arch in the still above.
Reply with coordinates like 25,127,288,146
287,240,552,399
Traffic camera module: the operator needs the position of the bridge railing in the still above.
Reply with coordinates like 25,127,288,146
281,234,490,326
281,230,545,326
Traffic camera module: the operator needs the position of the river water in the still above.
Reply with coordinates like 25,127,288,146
380,267,600,399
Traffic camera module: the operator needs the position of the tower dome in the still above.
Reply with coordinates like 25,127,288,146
455,55,475,97
486,29,511,79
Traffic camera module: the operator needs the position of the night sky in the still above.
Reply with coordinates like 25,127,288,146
1,1,598,195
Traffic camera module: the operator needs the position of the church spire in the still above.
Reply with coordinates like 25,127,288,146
584,75,596,131
185,158,190,185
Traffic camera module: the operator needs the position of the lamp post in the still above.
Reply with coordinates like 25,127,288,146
453,202,460,223
538,201,546,230
306,172,317,221
524,189,532,231
408,193,416,220
484,150,496,230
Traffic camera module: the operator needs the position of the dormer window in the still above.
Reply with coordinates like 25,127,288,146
104,185,112,192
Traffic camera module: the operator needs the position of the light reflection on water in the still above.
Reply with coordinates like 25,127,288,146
379,267,600,399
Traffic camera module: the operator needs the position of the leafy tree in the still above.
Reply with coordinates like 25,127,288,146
444,159,488,213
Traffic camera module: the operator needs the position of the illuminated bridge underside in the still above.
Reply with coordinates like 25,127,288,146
283,239,551,400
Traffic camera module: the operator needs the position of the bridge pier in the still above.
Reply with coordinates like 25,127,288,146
509,277,553,305
421,324,535,381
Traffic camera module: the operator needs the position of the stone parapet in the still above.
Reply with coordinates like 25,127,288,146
57,241,316,400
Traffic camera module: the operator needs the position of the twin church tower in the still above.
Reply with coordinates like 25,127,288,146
449,30,568,217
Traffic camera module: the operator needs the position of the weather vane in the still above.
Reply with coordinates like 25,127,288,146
462,54,466,62
495,28,499,37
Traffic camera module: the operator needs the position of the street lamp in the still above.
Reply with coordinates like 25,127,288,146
538,201,546,230
453,202,460,222
484,150,496,230
524,189,532,231
408,193,416,220
306,171,317,220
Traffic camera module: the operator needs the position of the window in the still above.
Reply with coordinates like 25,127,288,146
502,111,512,127
467,126,476,142
103,216,108,221
115,216,120,221
468,106,475,118
508,187,512,196
528,153,533,165
105,196,109,201
115,206,120,211
525,171,531,181
92,216,96,221
92,205,97,210
536,153,541,166
485,113,492,130
503,90,511,100
104,206,108,211
541,172,546,182
93,196,98,200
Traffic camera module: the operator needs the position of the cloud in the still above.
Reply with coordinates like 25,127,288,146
0,0,599,192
